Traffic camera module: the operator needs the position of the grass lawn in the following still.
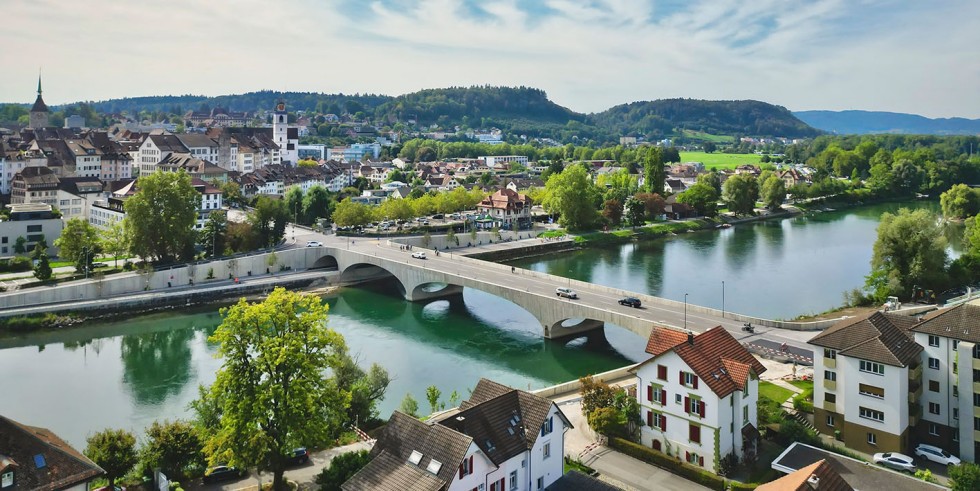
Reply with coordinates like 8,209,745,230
788,379,813,391
680,151,763,170
759,381,794,403
679,129,735,143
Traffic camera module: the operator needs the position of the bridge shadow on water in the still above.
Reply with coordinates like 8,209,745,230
329,280,643,383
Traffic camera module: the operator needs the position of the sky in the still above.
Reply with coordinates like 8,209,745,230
2,0,979,118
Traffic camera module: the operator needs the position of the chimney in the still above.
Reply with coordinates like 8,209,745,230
687,331,694,345
806,475,819,490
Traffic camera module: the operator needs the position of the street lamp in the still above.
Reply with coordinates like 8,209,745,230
722,280,725,319
684,293,689,330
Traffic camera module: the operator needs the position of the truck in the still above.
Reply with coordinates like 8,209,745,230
883,296,901,311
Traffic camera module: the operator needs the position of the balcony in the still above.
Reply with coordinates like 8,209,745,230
974,357,980,370
824,357,837,369
909,364,923,381
823,379,837,391
823,400,836,412
910,404,922,427
908,380,923,404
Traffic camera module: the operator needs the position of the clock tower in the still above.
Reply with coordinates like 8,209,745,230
272,99,298,165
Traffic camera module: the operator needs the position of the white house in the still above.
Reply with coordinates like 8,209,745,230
476,188,532,230
343,378,571,491
631,326,767,473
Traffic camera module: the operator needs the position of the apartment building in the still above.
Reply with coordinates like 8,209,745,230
632,326,767,473
809,312,923,455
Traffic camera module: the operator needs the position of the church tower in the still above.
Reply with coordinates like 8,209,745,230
272,99,297,164
29,76,49,129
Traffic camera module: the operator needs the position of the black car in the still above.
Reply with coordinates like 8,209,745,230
619,297,641,308
287,447,310,466
202,465,245,484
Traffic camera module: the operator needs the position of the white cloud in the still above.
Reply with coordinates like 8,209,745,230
1,0,977,118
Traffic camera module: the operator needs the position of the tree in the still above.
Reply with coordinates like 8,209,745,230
602,199,623,226
333,199,374,227
303,186,334,224
760,175,786,211
696,171,722,195
579,375,617,417
941,184,980,220
703,142,717,153
635,192,666,219
221,181,244,208
676,183,719,217
587,406,622,436
542,164,600,231
866,208,948,300
13,236,26,254
314,450,371,491
84,429,138,488
197,288,351,491
125,171,199,262
142,420,203,481
101,219,129,267
249,196,289,247
722,173,759,216
624,196,645,228
643,147,666,195
198,210,227,258
399,393,419,418
425,385,443,414
285,187,305,224
949,462,980,491
55,218,101,273
332,351,391,427
33,244,52,281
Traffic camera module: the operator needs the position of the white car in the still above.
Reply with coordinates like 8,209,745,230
411,251,427,259
914,444,961,465
873,452,916,472
306,241,323,247
556,287,578,299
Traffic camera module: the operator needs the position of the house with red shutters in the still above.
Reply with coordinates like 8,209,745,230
630,326,766,473
343,379,571,491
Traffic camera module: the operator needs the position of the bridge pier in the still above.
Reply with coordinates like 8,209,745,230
544,319,605,340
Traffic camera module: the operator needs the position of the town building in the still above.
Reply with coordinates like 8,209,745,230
56,177,105,221
137,133,189,177
768,442,942,491
0,204,65,257
88,176,221,231
808,312,922,455
481,155,529,169
11,166,59,206
185,106,250,128
343,378,571,491
631,326,766,474
0,414,104,491
29,77,49,130
271,101,299,164
476,188,533,230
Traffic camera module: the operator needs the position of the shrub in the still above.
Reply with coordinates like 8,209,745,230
0,256,32,273
792,387,814,413
729,482,760,491
608,437,725,491
315,450,371,491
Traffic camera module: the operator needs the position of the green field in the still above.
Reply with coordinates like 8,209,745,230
679,129,735,143
679,151,762,170
758,381,794,403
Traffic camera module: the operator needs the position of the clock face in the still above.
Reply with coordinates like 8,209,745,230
277,103,285,111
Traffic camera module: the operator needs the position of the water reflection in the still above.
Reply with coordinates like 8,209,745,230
120,327,197,406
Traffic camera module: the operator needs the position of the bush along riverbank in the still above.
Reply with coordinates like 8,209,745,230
573,218,721,246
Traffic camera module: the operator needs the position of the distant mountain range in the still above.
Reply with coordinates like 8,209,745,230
794,110,980,135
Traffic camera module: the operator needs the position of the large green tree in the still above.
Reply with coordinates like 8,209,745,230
197,288,351,491
866,208,948,300
314,450,371,491
623,196,645,228
54,218,101,273
642,147,666,195
198,210,228,258
125,171,199,262
285,187,305,224
142,420,204,481
542,164,600,230
722,173,759,216
941,184,980,220
249,196,290,247
84,429,138,488
760,175,786,211
333,198,374,227
33,244,52,280
333,351,391,427
303,186,334,224
676,182,719,217
949,463,980,491
101,219,129,267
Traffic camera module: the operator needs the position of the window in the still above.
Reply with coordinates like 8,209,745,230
537,477,544,490
676,394,682,404
682,371,698,388
953,431,959,442
649,411,666,431
929,423,940,436
929,402,941,415
868,433,877,445
825,393,837,403
743,405,749,423
540,417,553,436
975,418,980,432
859,384,885,398
859,407,884,422
954,386,960,398
689,424,701,444
459,455,472,477
649,384,665,405
929,380,940,392
955,408,960,420
687,452,702,466
824,370,837,381
929,335,940,347
929,358,940,370
860,360,884,375
509,471,517,490
974,345,980,359
543,443,551,459
26,225,42,233
690,398,704,417
657,364,667,380
953,340,960,350
824,348,836,359
974,369,980,383
826,415,836,426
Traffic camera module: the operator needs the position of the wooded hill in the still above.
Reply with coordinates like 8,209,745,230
5,86,821,142
794,110,980,135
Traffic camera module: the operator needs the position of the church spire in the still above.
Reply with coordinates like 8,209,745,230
37,74,42,95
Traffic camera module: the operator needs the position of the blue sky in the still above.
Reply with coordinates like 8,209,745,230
2,0,978,118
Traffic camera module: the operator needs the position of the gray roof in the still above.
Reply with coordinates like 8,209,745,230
176,133,218,148
148,134,189,153
911,301,980,342
808,311,922,367
546,471,623,491
771,442,943,491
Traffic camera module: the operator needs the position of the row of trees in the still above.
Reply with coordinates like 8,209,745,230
332,187,488,227
84,289,389,490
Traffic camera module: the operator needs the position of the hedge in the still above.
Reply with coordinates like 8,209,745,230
0,256,32,273
608,437,725,491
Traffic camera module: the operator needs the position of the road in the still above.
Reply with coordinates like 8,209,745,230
284,225,819,355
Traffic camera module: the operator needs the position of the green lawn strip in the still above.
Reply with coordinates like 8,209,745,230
680,130,735,143
680,151,763,170
788,380,813,391
758,381,794,403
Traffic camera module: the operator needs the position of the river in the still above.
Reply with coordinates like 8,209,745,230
0,200,953,448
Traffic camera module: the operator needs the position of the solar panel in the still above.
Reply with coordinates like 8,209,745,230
34,454,46,469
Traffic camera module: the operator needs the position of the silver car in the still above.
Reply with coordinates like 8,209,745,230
914,444,961,465
556,287,578,299
873,452,916,472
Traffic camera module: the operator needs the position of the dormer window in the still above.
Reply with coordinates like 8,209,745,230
1,470,14,488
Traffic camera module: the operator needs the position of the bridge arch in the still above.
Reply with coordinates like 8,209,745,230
310,254,339,270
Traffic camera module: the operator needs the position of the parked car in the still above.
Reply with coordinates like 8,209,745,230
914,444,961,465
287,447,310,466
619,297,641,308
203,465,246,484
306,241,323,247
873,452,916,472
412,251,427,259
556,287,578,299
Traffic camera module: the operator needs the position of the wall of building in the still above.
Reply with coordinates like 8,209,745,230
839,355,909,453
0,218,64,257
915,331,960,452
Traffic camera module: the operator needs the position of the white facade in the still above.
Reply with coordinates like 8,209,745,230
272,102,298,164
0,158,46,195
481,155,529,168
